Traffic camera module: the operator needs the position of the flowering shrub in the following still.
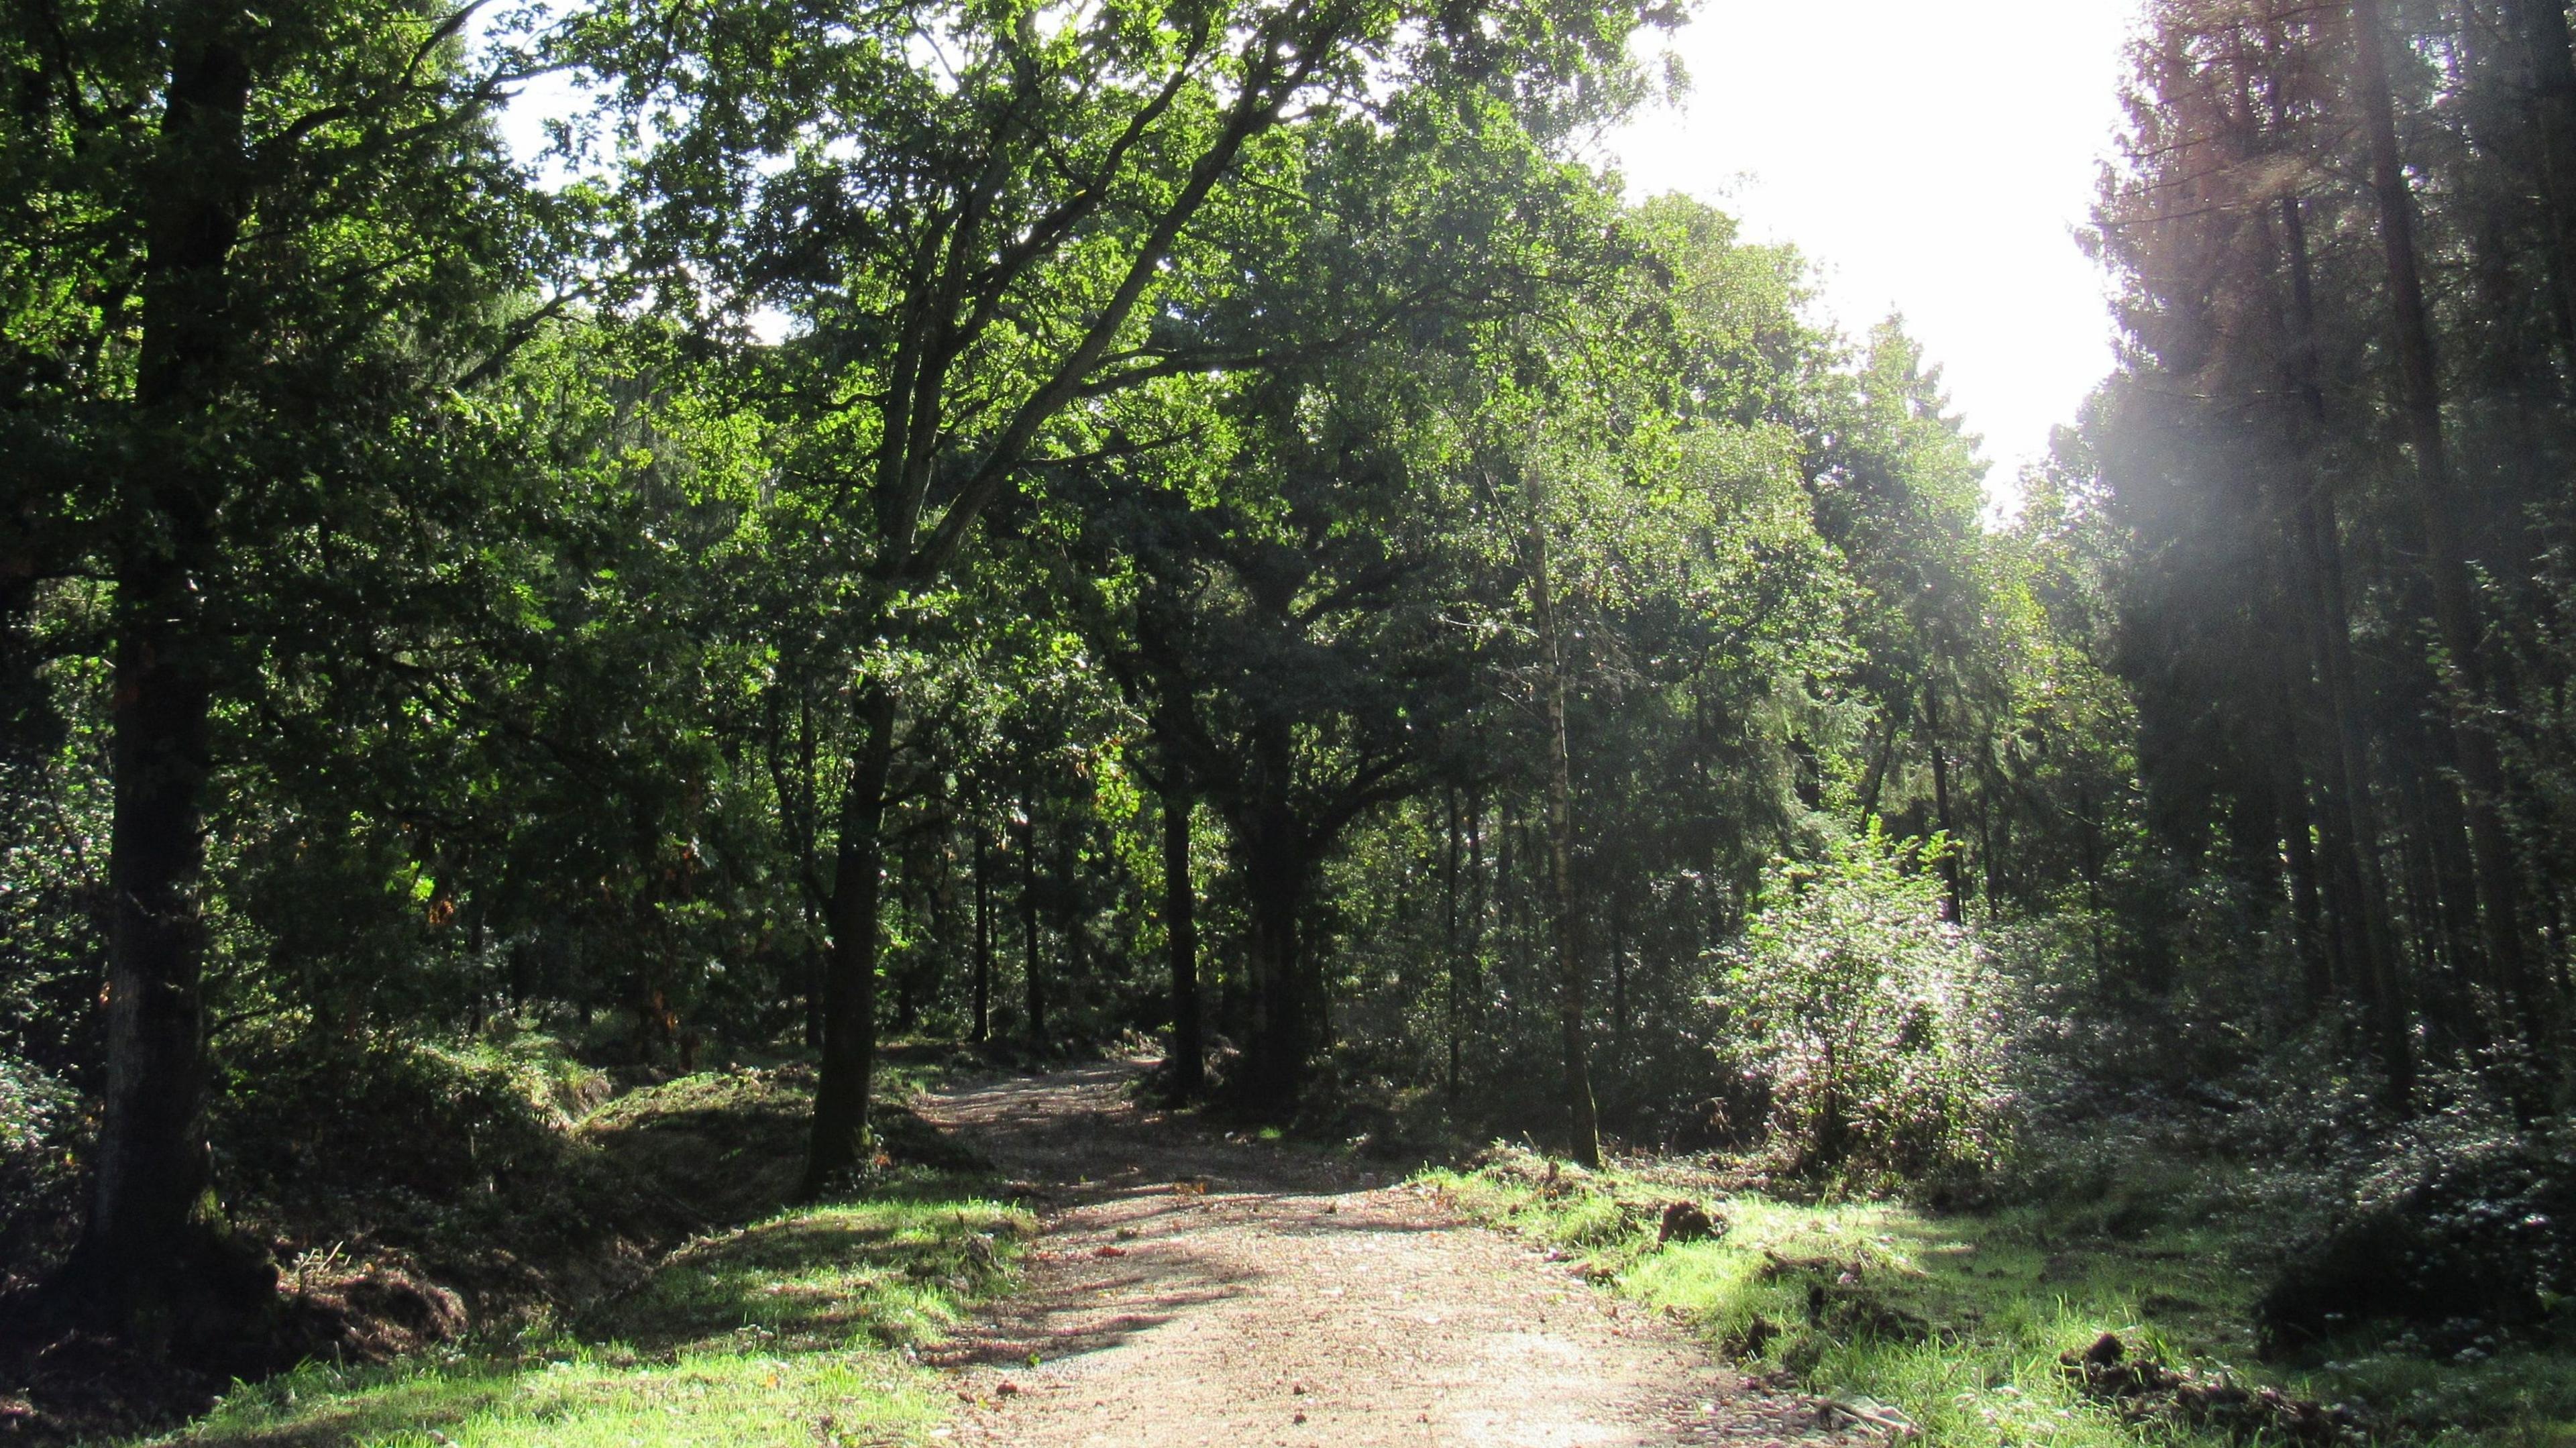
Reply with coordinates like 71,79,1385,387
1716,828,2018,1182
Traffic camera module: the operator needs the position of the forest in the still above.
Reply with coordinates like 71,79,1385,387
7,0,2576,1443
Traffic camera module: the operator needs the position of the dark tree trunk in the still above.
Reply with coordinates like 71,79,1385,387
1054,814,1082,1018
2282,189,2413,1103
1921,684,1967,924
1020,794,1044,1053
1529,518,1600,1169
972,824,992,1044
801,684,895,1196
1163,778,1203,1095
1443,786,1463,1105
56,13,278,1343
2277,714,2331,1011
1237,798,1313,1115
2353,0,2538,1076
2506,0,2576,361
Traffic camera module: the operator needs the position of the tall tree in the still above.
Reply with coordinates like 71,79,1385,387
5,0,550,1333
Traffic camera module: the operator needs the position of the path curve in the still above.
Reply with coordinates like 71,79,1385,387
918,1062,1841,1448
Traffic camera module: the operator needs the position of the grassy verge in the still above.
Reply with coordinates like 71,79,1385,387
1425,1149,2576,1448
150,1176,1033,1448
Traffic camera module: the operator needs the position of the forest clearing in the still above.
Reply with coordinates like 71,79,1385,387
12,0,2576,1441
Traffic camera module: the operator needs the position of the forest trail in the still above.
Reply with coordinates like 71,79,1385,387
918,1063,1835,1448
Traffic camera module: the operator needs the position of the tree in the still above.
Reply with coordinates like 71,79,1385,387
3,0,553,1335
576,0,1671,1184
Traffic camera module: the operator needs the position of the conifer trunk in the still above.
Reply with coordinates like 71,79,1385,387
2506,0,2576,357
2351,0,2537,1071
2281,190,2412,1102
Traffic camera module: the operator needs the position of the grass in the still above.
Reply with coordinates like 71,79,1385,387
1426,1148,2576,1448
145,1174,1031,1447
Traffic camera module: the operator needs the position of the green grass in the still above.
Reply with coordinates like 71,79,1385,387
149,1187,1033,1448
1426,1149,2576,1448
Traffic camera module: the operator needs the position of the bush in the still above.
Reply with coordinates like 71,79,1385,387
211,1023,586,1203
2258,1134,2576,1357
1715,828,2018,1184
0,1052,80,1286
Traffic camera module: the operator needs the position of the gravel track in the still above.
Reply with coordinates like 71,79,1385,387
918,1062,1847,1448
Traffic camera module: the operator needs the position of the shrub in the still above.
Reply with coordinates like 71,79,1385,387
1714,828,2018,1184
0,1052,80,1286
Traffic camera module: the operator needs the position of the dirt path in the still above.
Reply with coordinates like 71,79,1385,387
917,1063,1841,1448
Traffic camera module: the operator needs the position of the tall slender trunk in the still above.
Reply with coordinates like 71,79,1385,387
801,684,895,1196
972,823,992,1044
1020,791,1044,1053
1609,884,1629,1061
1163,777,1203,1095
2276,704,2332,1011
1921,683,1967,923
2353,0,2538,1072
1443,786,1463,1105
2506,0,2576,363
1528,516,1600,1169
2284,189,2414,1103
1053,817,1081,1020
60,12,278,1339
1854,710,1900,828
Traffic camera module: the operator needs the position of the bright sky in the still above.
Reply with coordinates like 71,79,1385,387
1603,1,2141,500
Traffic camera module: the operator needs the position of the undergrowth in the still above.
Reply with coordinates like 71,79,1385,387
1426,1147,2576,1448
148,1183,1034,1448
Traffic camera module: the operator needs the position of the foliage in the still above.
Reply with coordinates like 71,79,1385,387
156,1192,1031,1447
1433,1148,2576,1448
1717,830,2018,1183
0,1053,80,1290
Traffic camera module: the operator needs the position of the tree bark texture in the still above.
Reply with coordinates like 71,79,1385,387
801,684,895,1196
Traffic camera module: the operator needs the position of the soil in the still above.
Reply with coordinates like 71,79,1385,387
919,1062,1849,1448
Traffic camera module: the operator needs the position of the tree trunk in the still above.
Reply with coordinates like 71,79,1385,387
1237,799,1313,1115
1020,795,1044,1054
1921,684,1967,924
972,824,992,1044
1443,786,1463,1105
2277,708,2332,1011
2506,0,2576,361
1529,517,1601,1170
1163,777,1204,1096
57,13,278,1343
2353,0,2539,1074
2282,188,2414,1104
801,684,895,1196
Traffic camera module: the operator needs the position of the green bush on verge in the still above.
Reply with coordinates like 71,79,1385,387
1715,828,2018,1186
